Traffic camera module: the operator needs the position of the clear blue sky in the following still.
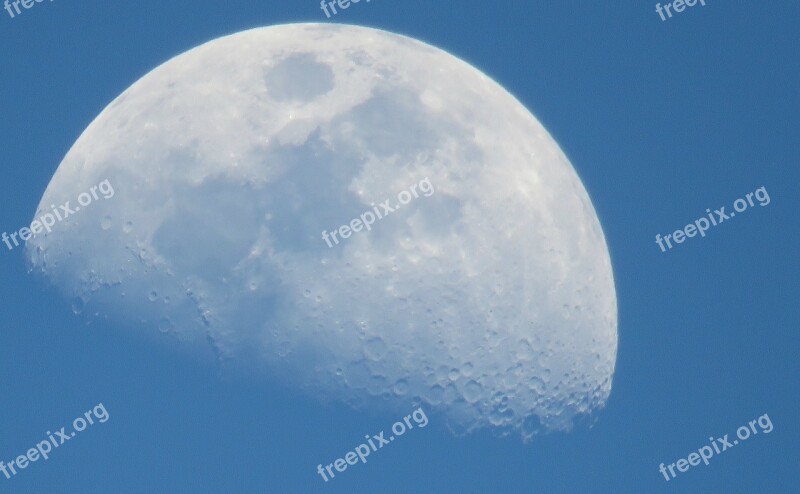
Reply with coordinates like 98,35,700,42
1,1,798,492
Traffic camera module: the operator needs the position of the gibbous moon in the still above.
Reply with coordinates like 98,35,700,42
27,23,617,439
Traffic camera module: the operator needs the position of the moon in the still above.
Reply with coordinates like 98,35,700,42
27,23,617,439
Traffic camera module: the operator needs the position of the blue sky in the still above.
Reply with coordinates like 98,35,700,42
1,1,798,492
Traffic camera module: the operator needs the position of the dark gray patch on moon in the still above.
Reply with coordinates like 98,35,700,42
263,53,334,101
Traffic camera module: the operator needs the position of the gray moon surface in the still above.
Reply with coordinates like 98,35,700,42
27,23,617,439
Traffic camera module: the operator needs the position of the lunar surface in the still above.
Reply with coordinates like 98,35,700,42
27,23,617,439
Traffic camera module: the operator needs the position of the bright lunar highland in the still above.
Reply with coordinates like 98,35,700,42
27,23,618,439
